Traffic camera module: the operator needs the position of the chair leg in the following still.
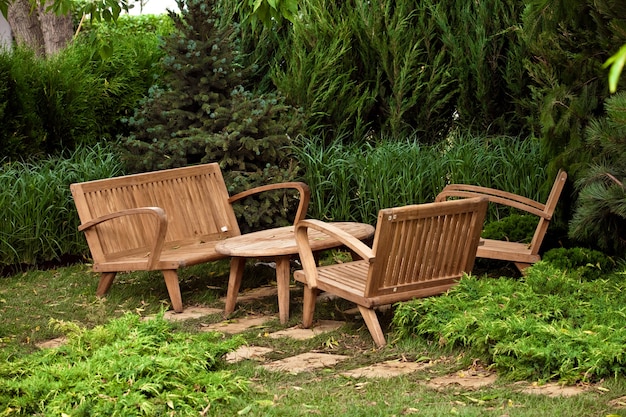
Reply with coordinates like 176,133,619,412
302,286,320,328
163,270,183,313
224,257,246,317
357,305,386,347
514,262,532,274
96,272,116,296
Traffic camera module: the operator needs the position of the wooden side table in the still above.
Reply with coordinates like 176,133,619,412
216,222,375,324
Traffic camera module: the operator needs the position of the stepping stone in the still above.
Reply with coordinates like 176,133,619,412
201,315,272,334
161,306,222,321
268,320,345,340
341,360,431,379
520,382,588,397
225,346,274,363
36,337,67,349
427,368,497,389
262,352,349,374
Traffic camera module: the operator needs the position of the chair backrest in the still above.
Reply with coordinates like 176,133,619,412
527,170,567,255
70,163,240,261
435,170,567,255
364,197,488,298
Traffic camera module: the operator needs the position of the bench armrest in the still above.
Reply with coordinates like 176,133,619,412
435,184,550,220
78,207,168,270
228,181,311,223
295,219,374,289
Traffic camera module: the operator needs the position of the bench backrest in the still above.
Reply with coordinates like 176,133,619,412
70,163,240,261
364,197,488,298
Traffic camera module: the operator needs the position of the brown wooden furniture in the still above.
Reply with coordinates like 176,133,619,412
293,197,488,347
70,163,310,313
216,222,375,324
435,170,567,272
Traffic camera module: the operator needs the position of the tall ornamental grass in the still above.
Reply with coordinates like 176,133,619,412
295,133,547,224
0,145,123,267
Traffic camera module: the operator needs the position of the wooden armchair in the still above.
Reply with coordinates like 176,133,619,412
435,170,567,273
293,197,488,347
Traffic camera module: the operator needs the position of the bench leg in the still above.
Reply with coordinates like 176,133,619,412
276,256,291,324
302,286,320,328
224,257,246,317
96,272,117,296
358,305,386,347
163,270,183,313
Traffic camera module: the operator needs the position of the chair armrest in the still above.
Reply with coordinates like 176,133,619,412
228,181,311,223
435,184,550,219
295,219,374,289
78,207,167,270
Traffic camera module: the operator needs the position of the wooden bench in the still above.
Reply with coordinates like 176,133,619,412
435,170,567,272
70,163,310,313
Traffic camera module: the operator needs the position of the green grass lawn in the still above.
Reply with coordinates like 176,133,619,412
1,261,626,416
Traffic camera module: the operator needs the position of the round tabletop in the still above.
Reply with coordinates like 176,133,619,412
215,221,375,258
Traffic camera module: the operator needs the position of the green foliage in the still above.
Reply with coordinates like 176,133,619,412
0,17,165,160
119,0,303,232
78,13,175,59
0,313,247,415
295,132,548,224
236,0,298,31
569,91,626,254
605,43,626,93
520,0,626,169
119,0,301,173
0,145,123,268
393,261,626,383
481,214,537,243
432,0,529,136
272,0,456,142
542,247,619,281
225,163,303,232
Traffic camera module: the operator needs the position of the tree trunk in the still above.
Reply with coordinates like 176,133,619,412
38,3,73,55
7,0,45,56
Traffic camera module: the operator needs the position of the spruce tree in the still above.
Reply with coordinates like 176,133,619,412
569,92,626,254
118,0,303,231
119,0,301,174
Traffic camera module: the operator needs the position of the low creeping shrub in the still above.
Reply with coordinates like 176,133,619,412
542,247,620,281
0,313,247,416
393,261,626,383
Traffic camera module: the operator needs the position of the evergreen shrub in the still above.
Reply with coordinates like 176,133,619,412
542,247,619,281
0,17,166,161
481,214,537,243
119,0,304,232
569,92,626,255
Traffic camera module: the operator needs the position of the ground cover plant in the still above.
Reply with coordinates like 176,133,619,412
0,313,246,415
2,262,626,416
393,257,626,384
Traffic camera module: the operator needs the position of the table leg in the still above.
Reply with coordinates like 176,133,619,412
224,257,246,317
276,256,291,324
